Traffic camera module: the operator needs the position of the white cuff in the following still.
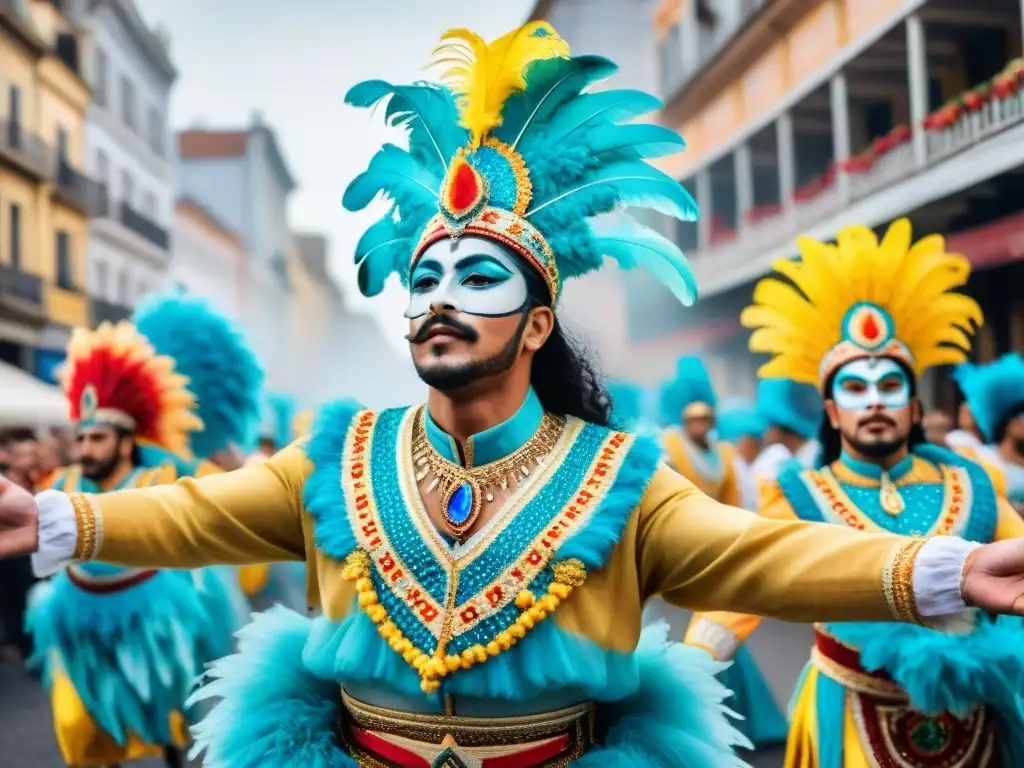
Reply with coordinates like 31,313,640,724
687,618,741,661
912,536,982,617
31,490,78,578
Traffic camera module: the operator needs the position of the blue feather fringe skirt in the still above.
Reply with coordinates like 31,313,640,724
26,564,242,766
189,607,753,767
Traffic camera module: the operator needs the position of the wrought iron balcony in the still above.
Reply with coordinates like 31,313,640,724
0,263,45,322
119,202,169,250
53,160,103,216
0,120,53,180
90,297,132,325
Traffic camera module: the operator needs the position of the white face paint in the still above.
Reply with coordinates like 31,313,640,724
832,358,911,414
405,236,529,319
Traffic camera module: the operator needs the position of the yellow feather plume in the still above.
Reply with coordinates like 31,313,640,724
431,22,570,147
742,218,983,387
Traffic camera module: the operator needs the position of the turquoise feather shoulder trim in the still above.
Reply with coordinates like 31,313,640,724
303,399,371,560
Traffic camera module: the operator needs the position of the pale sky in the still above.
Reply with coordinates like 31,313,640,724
136,0,534,349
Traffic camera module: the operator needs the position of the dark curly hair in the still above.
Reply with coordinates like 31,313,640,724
521,262,612,427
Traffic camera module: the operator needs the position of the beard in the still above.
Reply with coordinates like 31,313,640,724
842,429,908,460
80,452,120,482
414,312,527,392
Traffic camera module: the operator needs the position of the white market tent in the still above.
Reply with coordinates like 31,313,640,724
0,360,69,427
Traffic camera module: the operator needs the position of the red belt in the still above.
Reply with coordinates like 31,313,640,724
350,727,571,768
67,568,159,594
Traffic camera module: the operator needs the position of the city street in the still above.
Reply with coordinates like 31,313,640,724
0,614,809,767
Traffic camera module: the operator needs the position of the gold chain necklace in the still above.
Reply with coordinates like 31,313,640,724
411,406,565,539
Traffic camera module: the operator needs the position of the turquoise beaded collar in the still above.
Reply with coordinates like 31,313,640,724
424,387,545,467
839,450,913,483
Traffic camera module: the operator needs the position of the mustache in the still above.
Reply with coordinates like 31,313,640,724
858,413,897,428
405,315,479,345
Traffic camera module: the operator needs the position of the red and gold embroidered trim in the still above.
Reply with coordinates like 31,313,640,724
882,539,927,624
340,414,635,693
69,492,101,561
343,411,446,638
450,430,633,639
805,465,969,536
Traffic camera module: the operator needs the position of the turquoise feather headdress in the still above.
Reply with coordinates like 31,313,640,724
659,356,716,426
955,354,1024,443
755,378,823,440
607,380,644,430
132,293,265,460
716,398,767,443
343,22,698,306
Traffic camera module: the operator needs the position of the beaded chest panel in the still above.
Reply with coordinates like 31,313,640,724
795,462,975,537
338,407,639,693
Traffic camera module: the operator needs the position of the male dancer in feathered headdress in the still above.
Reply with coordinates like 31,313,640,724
955,355,1024,513
6,27,1024,768
27,322,220,768
686,219,1024,766
659,356,741,505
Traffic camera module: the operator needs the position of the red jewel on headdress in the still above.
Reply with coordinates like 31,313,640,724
448,158,481,215
861,312,880,342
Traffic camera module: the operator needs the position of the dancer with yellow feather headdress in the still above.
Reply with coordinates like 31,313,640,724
9,24,1024,768
685,219,1024,767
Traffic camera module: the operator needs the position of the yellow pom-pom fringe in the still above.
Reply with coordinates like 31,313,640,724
342,549,587,695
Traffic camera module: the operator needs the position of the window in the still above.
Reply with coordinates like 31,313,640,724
657,23,685,99
121,169,134,205
9,204,21,269
142,191,156,217
8,86,20,146
94,47,108,106
57,126,68,162
95,259,108,299
56,231,73,290
147,107,164,157
117,270,129,304
95,149,109,183
120,75,136,131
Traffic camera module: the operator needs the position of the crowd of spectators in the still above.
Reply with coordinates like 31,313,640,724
0,427,73,664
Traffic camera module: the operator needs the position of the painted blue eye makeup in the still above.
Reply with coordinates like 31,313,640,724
404,236,530,319
833,359,910,412
458,257,514,289
410,260,443,294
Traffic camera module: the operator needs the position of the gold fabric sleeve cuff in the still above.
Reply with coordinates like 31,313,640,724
69,492,103,561
882,538,926,623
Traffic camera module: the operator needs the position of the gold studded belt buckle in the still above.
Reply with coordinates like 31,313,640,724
338,689,595,767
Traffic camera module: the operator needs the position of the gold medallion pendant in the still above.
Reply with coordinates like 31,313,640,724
411,408,565,539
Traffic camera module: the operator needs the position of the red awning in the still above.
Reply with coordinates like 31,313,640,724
947,212,1024,270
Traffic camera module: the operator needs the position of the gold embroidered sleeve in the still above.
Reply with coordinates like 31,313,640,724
77,444,312,569
637,465,923,623
996,498,1024,540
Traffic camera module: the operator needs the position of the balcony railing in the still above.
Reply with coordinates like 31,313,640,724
0,120,53,180
54,160,104,216
90,297,132,325
119,201,169,250
0,263,45,322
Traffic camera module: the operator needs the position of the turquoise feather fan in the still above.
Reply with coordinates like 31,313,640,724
343,25,698,304
955,354,1024,442
132,293,264,459
607,380,644,430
